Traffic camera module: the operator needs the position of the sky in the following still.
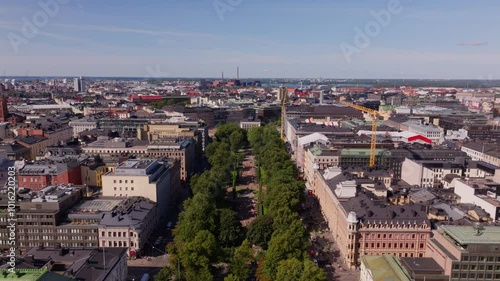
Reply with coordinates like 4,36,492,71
0,0,499,79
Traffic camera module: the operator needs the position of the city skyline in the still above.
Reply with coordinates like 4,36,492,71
1,0,499,79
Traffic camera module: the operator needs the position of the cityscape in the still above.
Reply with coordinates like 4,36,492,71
1,1,500,281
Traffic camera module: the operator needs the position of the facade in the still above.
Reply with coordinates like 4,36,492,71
0,96,8,122
98,197,158,257
462,142,500,167
0,185,100,252
401,158,464,189
240,121,261,130
17,160,83,191
404,122,444,144
426,225,500,280
73,77,85,92
454,179,500,221
83,137,195,181
102,159,173,217
311,167,432,269
303,143,339,184
69,118,98,137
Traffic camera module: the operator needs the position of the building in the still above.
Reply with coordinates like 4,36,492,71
0,185,100,252
426,224,500,280
83,137,195,181
0,269,73,281
98,197,158,257
23,247,127,281
69,117,98,137
304,143,339,185
311,167,431,269
404,121,444,144
0,96,8,122
73,77,85,92
102,159,174,218
454,179,500,221
360,255,411,281
401,158,464,189
461,142,500,167
239,120,261,130
17,160,83,191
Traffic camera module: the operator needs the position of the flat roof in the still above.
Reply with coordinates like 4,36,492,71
361,255,411,281
400,257,443,273
441,225,500,245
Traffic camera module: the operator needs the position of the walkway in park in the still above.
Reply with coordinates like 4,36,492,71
228,149,260,227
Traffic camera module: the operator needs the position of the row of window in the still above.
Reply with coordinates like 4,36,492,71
363,233,426,240
452,272,500,279
364,242,425,249
113,186,135,191
461,256,500,262
453,263,500,271
102,240,134,248
101,231,136,238
113,179,134,184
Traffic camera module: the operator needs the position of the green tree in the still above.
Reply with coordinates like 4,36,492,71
224,274,239,281
179,230,217,281
154,267,173,281
229,240,254,281
263,219,309,279
174,193,217,242
275,258,303,281
218,209,245,248
300,259,327,281
215,123,241,142
246,215,274,249
229,129,246,152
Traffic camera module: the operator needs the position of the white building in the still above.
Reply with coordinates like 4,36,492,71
404,121,444,144
98,197,158,257
461,142,500,167
454,179,500,221
102,159,173,218
69,117,98,137
401,158,463,188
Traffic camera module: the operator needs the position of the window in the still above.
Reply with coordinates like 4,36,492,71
114,187,117,191
119,180,122,183
131,187,134,191
113,180,116,183
125,180,128,183
131,180,134,183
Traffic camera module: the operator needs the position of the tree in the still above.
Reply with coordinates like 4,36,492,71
246,215,274,249
300,259,327,281
218,209,245,248
179,230,217,281
263,219,309,280
215,123,241,142
154,267,173,281
229,240,254,281
174,193,217,243
229,130,246,152
224,274,239,281
275,258,303,281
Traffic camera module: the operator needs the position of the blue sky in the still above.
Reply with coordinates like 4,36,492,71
0,0,499,79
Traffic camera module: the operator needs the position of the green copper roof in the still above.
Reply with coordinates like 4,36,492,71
440,225,500,245
0,270,73,281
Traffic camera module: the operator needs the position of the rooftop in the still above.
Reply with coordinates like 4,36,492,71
440,225,500,245
0,269,72,281
361,255,411,281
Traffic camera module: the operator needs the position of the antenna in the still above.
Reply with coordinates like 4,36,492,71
237,67,239,80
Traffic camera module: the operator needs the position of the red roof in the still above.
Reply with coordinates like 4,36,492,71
408,135,432,144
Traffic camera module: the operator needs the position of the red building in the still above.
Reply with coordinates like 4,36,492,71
17,161,82,191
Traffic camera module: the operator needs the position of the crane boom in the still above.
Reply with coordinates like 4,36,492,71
339,100,391,167
280,85,287,141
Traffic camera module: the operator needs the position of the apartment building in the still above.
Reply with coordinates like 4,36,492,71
83,137,195,181
462,142,500,167
404,121,444,144
426,225,500,280
102,159,173,218
98,197,158,257
454,179,500,221
16,160,83,191
401,158,464,188
311,167,431,269
304,143,339,185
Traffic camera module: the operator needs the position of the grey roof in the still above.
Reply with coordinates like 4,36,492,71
99,199,156,228
409,189,436,203
433,203,464,221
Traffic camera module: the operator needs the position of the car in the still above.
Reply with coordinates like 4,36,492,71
167,222,173,229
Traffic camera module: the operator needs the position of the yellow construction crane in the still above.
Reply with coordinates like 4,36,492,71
280,85,287,141
339,100,391,167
